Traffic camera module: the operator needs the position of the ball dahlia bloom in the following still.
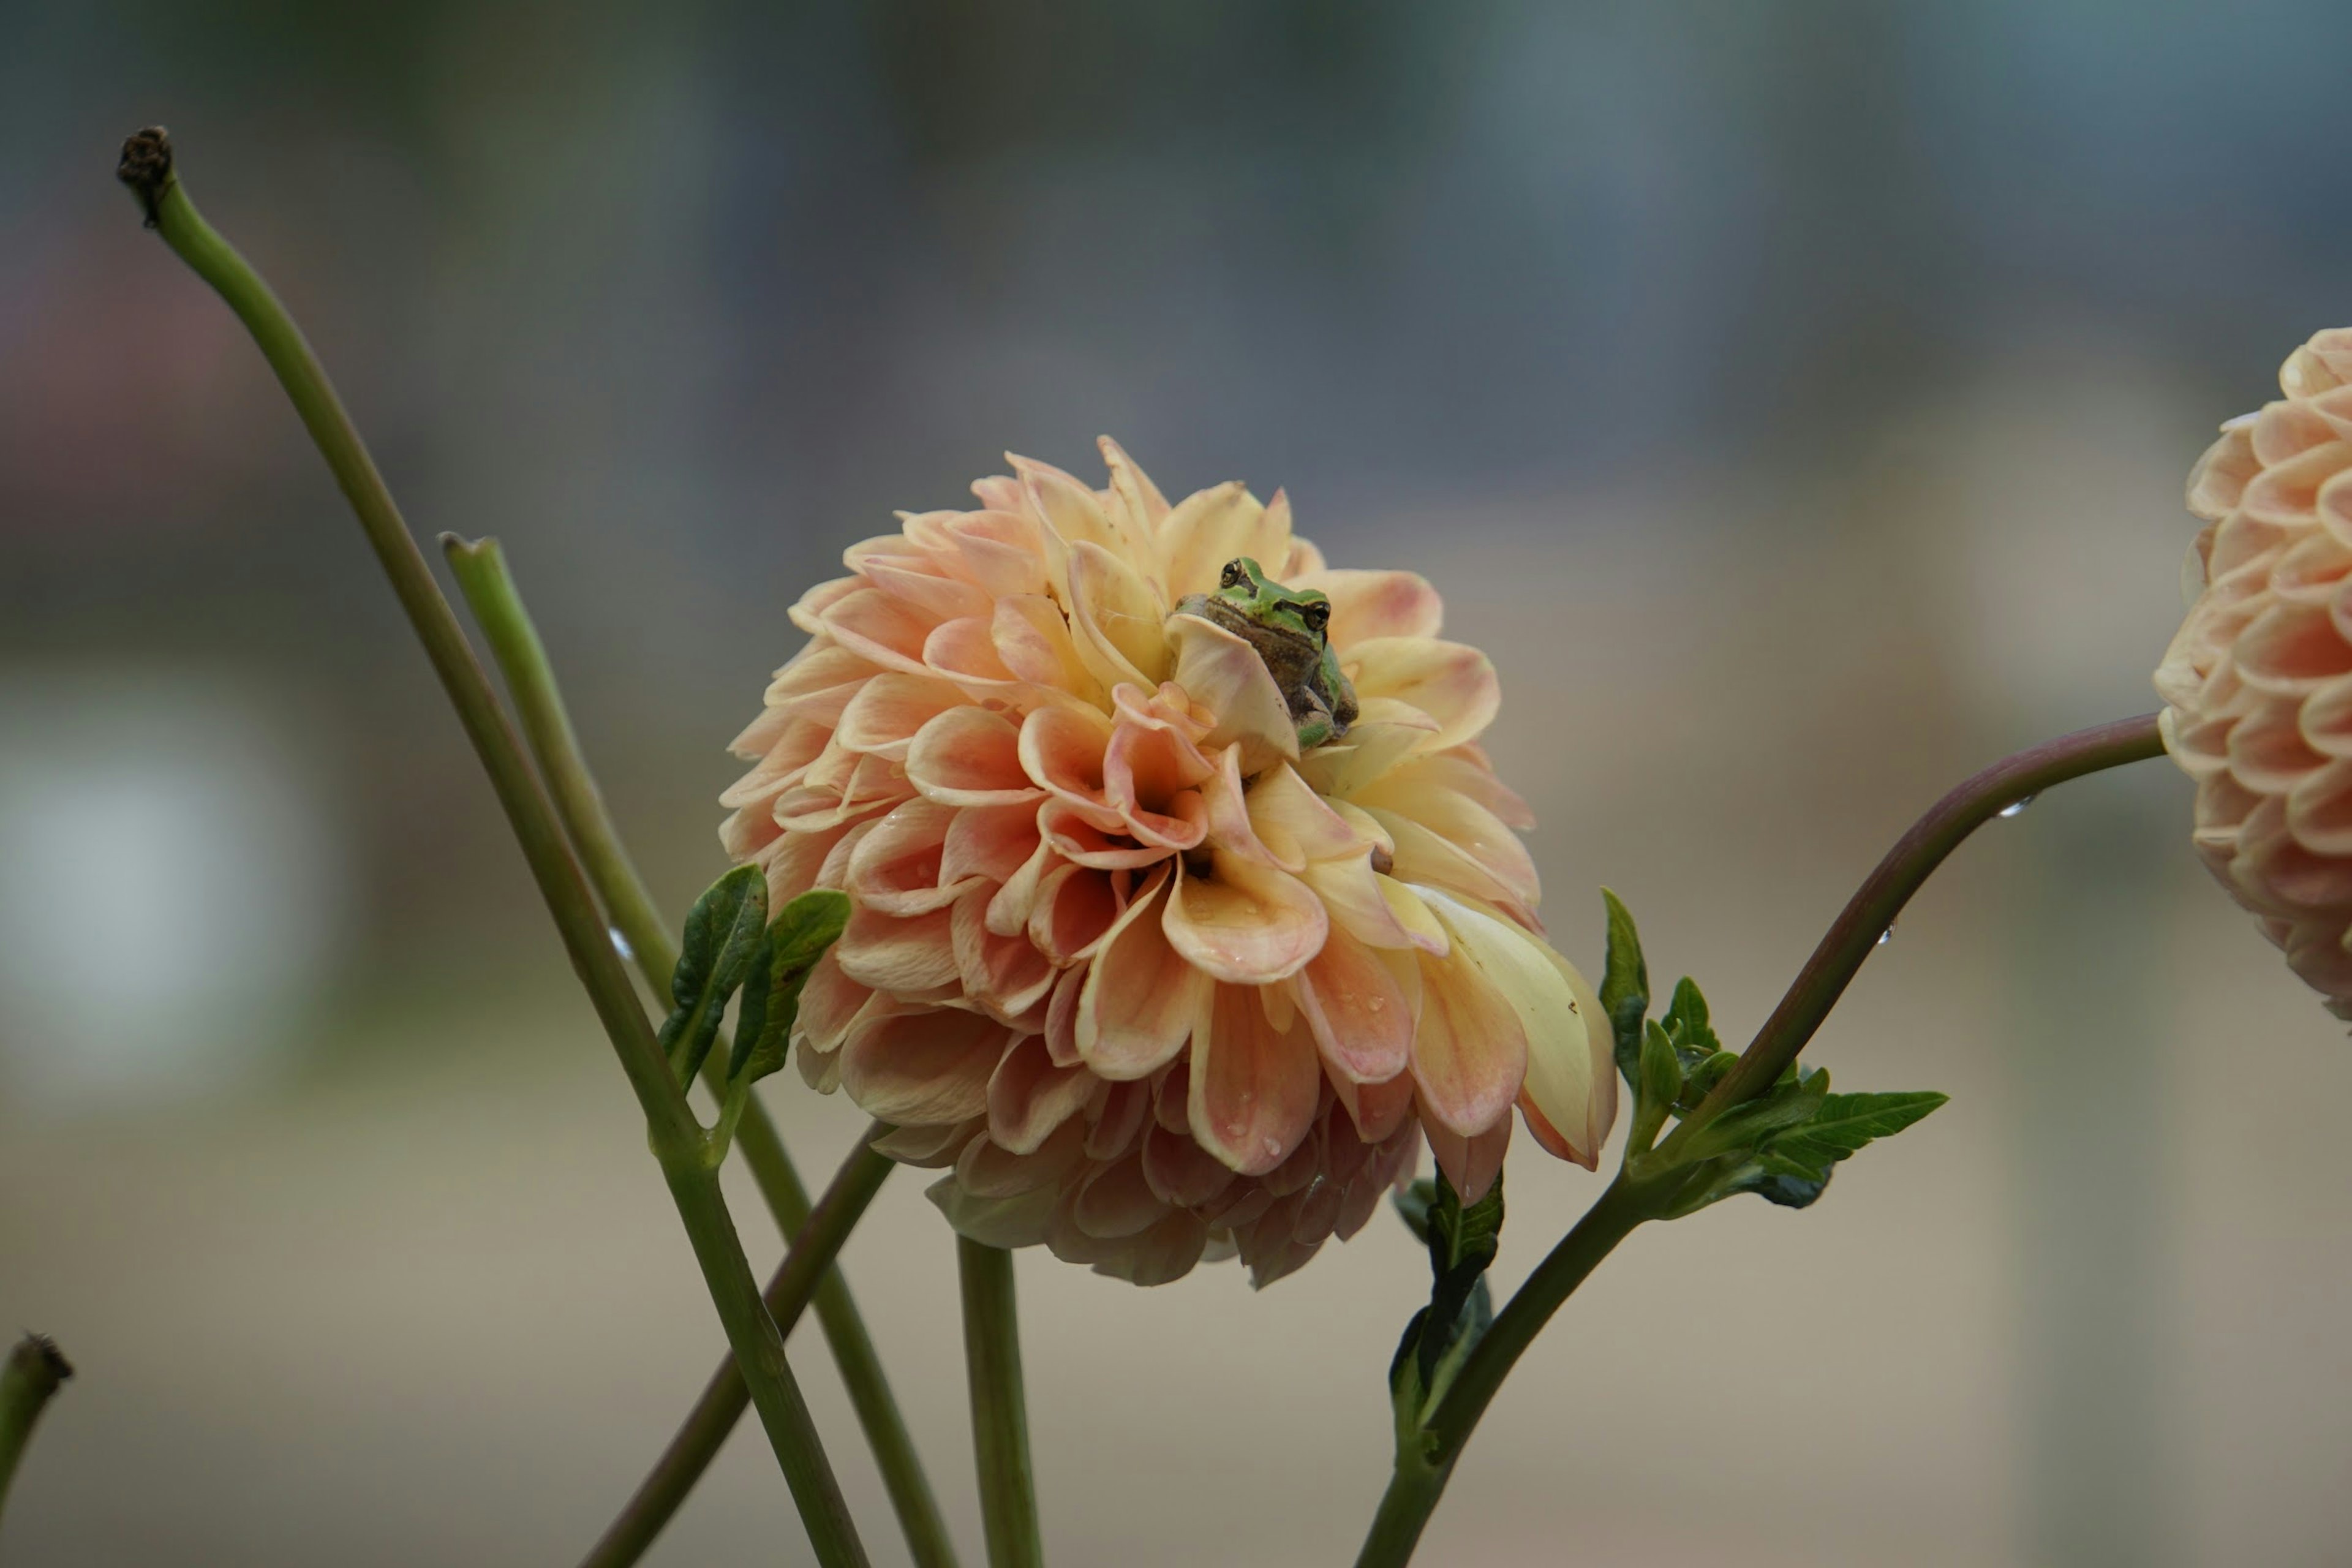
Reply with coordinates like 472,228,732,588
723,439,1615,1285
2159,328,2352,1019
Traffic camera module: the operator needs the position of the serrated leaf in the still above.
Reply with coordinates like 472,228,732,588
658,865,768,1087
729,889,851,1084
1765,1091,1947,1170
1599,889,1649,1088
1683,1068,1831,1158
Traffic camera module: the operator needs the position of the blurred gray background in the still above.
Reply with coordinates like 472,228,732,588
3,4,2348,1565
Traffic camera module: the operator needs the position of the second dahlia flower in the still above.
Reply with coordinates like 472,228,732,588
2160,328,2352,1019
724,440,1615,1284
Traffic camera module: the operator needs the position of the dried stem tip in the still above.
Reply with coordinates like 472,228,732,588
116,125,175,227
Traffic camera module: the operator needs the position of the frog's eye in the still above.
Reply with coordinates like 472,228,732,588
1301,600,1330,636
1219,559,1246,590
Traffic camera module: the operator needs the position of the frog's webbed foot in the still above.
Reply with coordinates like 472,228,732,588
1294,690,1340,751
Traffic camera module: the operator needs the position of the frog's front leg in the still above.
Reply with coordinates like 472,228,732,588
1294,688,1339,750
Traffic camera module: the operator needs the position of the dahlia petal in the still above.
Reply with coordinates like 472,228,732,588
1188,981,1322,1176
928,1175,1057,1249
839,1008,1011,1125
1289,568,1444,646
1332,1070,1418,1142
956,1122,1084,1197
1368,807,1540,929
1085,1077,1153,1162
1159,481,1285,601
1074,1155,1172,1239
941,510,1049,600
940,801,1044,886
1166,612,1300,776
1017,704,1125,828
992,594,1099,696
859,556,994,622
1425,1112,1511,1204
1292,699,1444,796
834,904,961,993
1417,886,1615,1169
1038,798,1169,870
1094,1210,1209,1287
1067,540,1172,693
1077,873,1208,1080
1011,453,1125,563
987,1033,1098,1155
789,576,860,634
1247,762,1378,867
1294,921,1415,1083
908,708,1042,807
1164,853,1330,984
1098,436,1172,546
921,616,1023,691
953,890,1057,1019
985,838,1059,937
821,588,943,677
872,1118,979,1166
846,799,985,917
1104,709,1215,848
1141,1121,1237,1207
1351,772,1541,910
1027,861,1125,963
1408,940,1529,1140
1345,637,1501,752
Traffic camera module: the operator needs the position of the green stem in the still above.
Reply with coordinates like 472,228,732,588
0,1336,72,1528
1355,711,2170,1566
442,535,954,1567
959,1240,1042,1568
119,129,865,1568
582,1133,902,1568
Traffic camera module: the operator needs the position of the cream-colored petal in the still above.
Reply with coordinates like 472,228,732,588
1160,481,1287,601
1166,612,1301,776
834,673,967,761
1289,568,1443,646
1067,540,1172,693
1345,637,1501,752
1163,852,1329,984
1408,940,1528,1139
908,707,1042,807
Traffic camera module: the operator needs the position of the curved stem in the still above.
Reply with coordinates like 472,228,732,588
121,130,866,1568
959,1240,1042,1568
445,537,955,1567
582,1134,899,1568
0,1335,72,1528
1355,711,2169,1566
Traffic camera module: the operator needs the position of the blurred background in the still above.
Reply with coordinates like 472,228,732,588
4,3,2349,1564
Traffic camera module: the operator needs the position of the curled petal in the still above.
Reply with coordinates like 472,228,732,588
1073,1155,1172,1240
834,904,961,994
1408,940,1528,1139
1067,541,1172,693
1333,1071,1418,1143
1039,798,1170,870
1078,872,1208,1079
1188,982,1322,1175
847,798,985,916
940,802,1044,886
1417,887,1616,1169
909,709,1042,807
1142,1121,1237,1208
1164,853,1329,984
992,594,1101,698
921,616,1023,692
953,889,1057,1019
928,1174,1057,1249
1159,481,1286,601
821,588,943,677
1345,637,1501,752
1018,704,1123,827
1247,762,1378,867
1027,860,1124,963
1166,612,1301,776
987,1033,1098,1154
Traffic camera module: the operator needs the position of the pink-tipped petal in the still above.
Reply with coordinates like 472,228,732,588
1294,922,1416,1082
1188,982,1322,1176
1290,568,1443,646
1346,637,1501,752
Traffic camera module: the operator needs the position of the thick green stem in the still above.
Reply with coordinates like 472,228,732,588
583,1134,902,1568
120,129,865,1568
1355,712,2171,1566
0,1336,72,1528
445,536,955,1567
959,1240,1041,1568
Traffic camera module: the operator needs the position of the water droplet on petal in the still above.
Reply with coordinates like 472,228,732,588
609,926,635,962
1997,793,2038,820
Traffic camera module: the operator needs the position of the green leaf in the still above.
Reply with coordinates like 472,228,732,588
1599,889,1650,1088
1661,976,1718,1058
1766,1091,1947,1173
729,889,851,1085
1681,1066,1830,1159
1416,1168,1504,1392
658,865,769,1087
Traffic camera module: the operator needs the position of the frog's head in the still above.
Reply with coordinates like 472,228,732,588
1210,557,1331,645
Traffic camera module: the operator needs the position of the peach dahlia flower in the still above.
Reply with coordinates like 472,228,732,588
723,439,1615,1285
2160,328,2352,1020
